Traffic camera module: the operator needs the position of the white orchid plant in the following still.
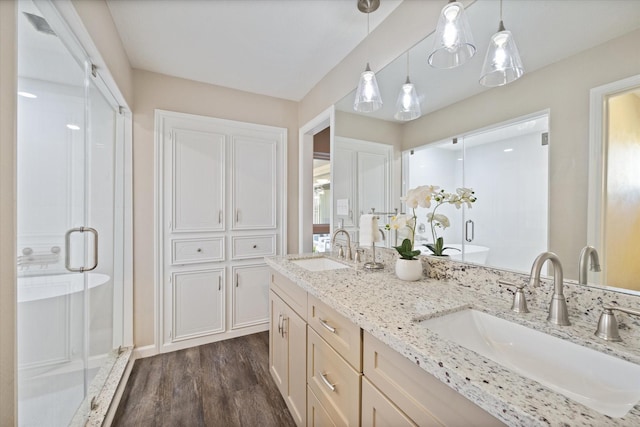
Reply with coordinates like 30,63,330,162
386,209,420,260
401,185,477,257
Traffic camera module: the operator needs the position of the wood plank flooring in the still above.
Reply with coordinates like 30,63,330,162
112,332,296,427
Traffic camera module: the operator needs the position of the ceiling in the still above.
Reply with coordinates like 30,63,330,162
106,0,403,101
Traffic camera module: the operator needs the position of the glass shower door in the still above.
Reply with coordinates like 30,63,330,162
17,1,123,425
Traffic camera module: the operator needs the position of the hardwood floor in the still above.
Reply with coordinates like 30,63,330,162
112,332,296,427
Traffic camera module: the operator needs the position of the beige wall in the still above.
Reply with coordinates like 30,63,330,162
605,92,640,289
335,111,402,146
400,29,640,280
132,69,298,347
0,1,17,423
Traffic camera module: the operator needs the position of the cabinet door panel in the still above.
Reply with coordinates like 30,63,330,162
232,264,270,329
269,291,288,393
171,129,225,232
171,269,224,340
269,290,306,427
232,136,277,229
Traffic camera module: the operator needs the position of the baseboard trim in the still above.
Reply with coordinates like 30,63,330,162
132,344,158,360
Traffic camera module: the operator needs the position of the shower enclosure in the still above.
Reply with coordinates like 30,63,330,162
17,1,127,425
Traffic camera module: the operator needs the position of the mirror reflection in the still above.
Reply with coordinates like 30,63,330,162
404,113,548,273
332,0,640,291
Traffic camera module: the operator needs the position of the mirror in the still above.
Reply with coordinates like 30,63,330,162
332,0,640,290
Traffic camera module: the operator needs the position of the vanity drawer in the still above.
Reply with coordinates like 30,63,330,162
171,237,224,265
363,331,504,426
270,269,307,319
308,294,362,371
307,328,361,427
231,235,276,259
307,386,337,427
362,377,417,427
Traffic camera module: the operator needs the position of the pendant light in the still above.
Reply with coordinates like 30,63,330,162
354,0,382,113
394,53,421,121
479,0,524,87
428,1,476,69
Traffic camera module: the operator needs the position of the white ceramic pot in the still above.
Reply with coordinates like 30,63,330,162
395,258,423,281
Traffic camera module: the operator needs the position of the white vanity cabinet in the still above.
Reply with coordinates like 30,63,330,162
363,331,504,426
306,294,362,426
269,271,307,427
268,265,505,427
158,110,285,352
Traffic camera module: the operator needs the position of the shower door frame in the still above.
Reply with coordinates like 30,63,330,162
17,0,133,424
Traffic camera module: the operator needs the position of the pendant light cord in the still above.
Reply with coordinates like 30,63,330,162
406,51,410,79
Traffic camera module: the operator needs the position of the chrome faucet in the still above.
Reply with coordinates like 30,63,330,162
332,228,352,261
578,246,601,285
528,252,570,326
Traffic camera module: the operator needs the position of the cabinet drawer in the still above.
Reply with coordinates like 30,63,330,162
308,294,362,371
308,328,361,427
270,269,307,319
307,386,337,427
362,377,417,427
171,237,224,265
231,235,276,259
363,331,504,427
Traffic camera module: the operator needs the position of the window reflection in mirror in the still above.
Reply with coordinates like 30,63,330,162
313,128,331,253
403,113,549,273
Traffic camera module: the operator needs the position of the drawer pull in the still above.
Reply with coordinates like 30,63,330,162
319,318,336,334
282,317,288,337
320,372,336,392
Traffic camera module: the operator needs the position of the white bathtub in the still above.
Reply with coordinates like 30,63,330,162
17,272,110,303
420,244,490,265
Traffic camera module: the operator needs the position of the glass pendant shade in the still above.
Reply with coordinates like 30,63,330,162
479,22,524,87
394,77,421,121
428,1,476,69
353,63,383,113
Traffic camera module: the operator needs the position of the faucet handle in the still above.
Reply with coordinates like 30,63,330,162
595,304,640,342
498,280,530,314
335,243,344,259
354,248,364,263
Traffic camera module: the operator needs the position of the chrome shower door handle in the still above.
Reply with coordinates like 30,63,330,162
465,220,474,243
65,226,99,272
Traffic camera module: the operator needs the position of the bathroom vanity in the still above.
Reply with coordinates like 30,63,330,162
266,251,640,426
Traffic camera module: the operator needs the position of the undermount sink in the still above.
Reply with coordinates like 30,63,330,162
420,309,640,417
291,257,350,272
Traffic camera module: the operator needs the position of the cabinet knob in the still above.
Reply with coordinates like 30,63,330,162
197,248,202,252
253,244,257,249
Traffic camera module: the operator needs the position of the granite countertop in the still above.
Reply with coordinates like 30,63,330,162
265,252,640,427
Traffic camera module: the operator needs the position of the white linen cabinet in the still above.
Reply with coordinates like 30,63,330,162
157,110,286,352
